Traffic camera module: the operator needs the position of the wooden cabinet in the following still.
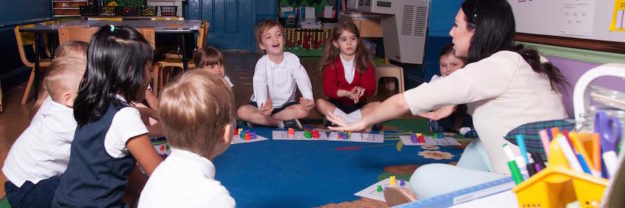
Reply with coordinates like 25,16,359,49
53,0,88,17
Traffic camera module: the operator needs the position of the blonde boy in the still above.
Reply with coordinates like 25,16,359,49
237,20,314,130
3,56,86,207
193,46,234,87
138,69,236,207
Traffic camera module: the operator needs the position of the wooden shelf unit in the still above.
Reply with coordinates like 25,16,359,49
53,0,88,17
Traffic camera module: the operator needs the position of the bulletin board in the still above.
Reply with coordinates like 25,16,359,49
510,0,625,53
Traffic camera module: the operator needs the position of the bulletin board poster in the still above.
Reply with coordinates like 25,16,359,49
610,0,625,32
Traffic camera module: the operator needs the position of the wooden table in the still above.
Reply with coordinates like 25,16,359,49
19,19,201,98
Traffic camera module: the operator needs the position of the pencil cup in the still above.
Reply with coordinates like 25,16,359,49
512,136,608,208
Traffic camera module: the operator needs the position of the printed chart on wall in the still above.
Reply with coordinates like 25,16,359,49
611,0,625,31
558,0,596,36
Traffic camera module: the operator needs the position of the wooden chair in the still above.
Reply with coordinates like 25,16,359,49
15,25,53,104
152,20,209,95
373,63,405,96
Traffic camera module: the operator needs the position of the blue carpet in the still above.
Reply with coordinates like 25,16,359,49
212,126,462,207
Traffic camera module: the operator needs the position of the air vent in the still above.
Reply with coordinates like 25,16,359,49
401,5,415,36
414,6,427,37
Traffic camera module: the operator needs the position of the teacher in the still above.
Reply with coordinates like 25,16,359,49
328,0,568,201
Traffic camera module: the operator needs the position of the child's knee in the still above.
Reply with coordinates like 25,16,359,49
315,99,326,107
237,106,252,118
296,108,310,118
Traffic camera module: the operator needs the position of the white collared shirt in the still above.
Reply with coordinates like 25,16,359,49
104,95,148,158
340,55,356,84
251,52,313,108
224,75,234,87
3,97,77,187
138,148,235,208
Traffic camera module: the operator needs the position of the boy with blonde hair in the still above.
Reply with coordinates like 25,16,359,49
3,56,86,207
237,19,314,130
138,69,236,207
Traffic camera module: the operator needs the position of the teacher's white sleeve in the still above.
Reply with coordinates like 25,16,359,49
402,51,518,115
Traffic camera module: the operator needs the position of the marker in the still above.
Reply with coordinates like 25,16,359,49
550,128,560,141
569,132,600,177
504,144,524,185
539,129,551,158
556,134,584,172
531,152,546,171
516,135,529,164
592,133,601,176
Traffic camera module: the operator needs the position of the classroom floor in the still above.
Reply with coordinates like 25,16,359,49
0,52,403,200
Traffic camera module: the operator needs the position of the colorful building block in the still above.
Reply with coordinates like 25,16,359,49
410,134,418,143
311,130,320,138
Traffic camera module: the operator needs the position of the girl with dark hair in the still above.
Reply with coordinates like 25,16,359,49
316,20,379,126
328,0,567,204
52,25,162,207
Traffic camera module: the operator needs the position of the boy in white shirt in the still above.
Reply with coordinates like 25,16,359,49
236,20,315,130
138,69,236,208
3,50,86,207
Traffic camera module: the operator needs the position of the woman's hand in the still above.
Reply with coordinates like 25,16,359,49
419,105,456,120
326,111,368,132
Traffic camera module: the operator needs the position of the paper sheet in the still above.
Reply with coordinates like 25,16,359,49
399,135,461,146
355,178,413,202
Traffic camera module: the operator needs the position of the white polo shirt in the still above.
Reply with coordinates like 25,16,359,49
3,97,76,187
251,52,313,108
138,148,235,208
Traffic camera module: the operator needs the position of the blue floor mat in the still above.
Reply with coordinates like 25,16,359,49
212,126,462,207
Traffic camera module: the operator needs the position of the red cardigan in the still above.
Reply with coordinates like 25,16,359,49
322,57,376,106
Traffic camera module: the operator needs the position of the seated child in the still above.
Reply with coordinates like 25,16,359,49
420,44,477,137
52,25,162,207
32,41,88,113
237,20,314,130
315,20,380,127
193,46,234,87
138,69,236,207
2,53,86,207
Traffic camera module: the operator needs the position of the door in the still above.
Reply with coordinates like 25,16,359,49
187,0,254,51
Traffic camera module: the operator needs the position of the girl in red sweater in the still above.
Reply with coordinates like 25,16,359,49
316,21,380,126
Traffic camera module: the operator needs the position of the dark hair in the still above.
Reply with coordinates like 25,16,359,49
461,0,566,88
193,46,224,68
74,25,154,125
320,20,371,73
439,43,466,64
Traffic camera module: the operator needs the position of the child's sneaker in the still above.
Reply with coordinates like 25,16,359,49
459,127,478,138
283,119,303,130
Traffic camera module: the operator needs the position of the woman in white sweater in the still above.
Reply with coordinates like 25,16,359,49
328,0,568,202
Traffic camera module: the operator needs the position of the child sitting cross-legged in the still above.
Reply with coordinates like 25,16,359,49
236,20,315,130
138,69,236,207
